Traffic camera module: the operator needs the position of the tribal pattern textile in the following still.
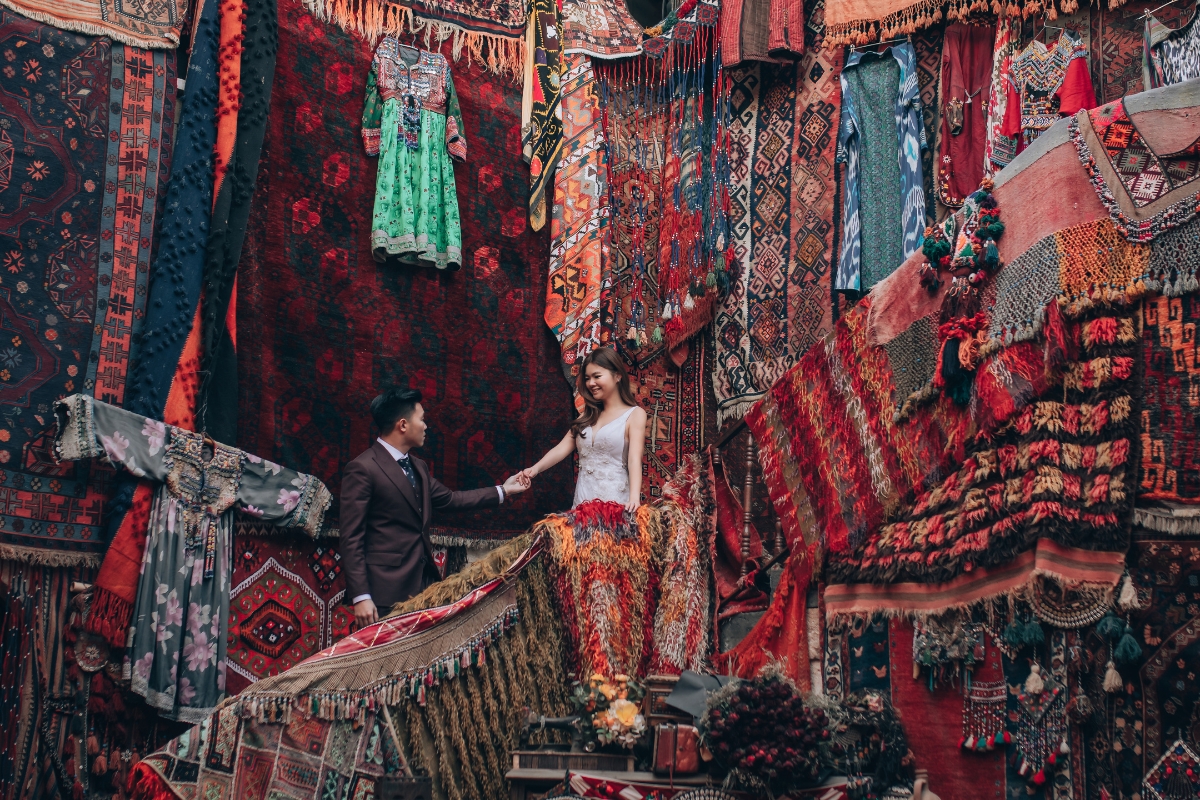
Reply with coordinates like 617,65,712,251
559,0,643,58
546,53,612,398
1147,11,1200,88
1001,32,1095,153
237,0,574,543
132,548,570,800
1072,99,1200,242
627,344,705,500
1140,292,1200,505
521,0,562,232
0,13,175,566
913,26,943,220
985,17,1019,175
836,43,926,292
225,532,353,697
0,0,187,48
132,705,404,800
713,53,840,425
826,305,1137,590
651,454,714,675
1090,3,1189,100
536,501,658,679
745,300,968,558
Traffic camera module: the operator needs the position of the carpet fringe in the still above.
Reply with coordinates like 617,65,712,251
0,0,183,48
716,397,763,428
300,0,524,76
0,543,102,568
1135,506,1200,535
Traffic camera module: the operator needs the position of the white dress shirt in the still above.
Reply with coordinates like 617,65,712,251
353,438,504,605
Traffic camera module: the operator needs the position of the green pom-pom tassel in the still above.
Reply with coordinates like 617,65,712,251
651,326,664,344
1004,622,1023,649
1096,612,1123,641
1022,620,1045,646
706,271,717,288
1114,625,1142,664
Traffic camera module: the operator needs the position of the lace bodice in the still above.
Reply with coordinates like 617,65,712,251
573,407,634,507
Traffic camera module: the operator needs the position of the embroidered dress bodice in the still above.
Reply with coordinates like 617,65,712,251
373,42,451,113
1009,34,1086,145
573,406,635,507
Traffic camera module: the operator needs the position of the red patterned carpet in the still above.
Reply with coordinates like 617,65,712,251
236,0,575,541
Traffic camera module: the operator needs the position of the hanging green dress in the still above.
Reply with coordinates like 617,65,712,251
363,40,467,270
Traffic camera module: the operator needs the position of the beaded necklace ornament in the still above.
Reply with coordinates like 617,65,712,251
398,59,422,151
959,679,1008,753
1143,740,1200,800
1014,663,1069,789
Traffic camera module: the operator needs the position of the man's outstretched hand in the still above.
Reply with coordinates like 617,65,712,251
502,472,532,496
354,598,378,628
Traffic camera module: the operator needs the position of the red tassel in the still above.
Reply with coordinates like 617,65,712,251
1032,769,1047,786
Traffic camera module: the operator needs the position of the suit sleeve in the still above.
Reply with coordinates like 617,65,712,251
339,460,373,601
428,475,502,512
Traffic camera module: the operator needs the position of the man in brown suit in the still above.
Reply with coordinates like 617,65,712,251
340,388,530,627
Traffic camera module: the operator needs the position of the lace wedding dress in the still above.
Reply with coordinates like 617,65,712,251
573,407,634,507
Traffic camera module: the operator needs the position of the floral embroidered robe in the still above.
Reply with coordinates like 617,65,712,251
55,395,331,722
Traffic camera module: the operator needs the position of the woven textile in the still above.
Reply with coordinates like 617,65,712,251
713,53,840,425
984,17,1019,175
629,344,706,500
1140,293,1200,505
225,532,353,697
826,305,1137,593
521,0,563,232
0,0,186,48
560,0,643,58
913,26,943,220
0,13,175,566
1073,99,1200,242
746,301,967,557
546,53,612,398
1089,3,1190,102
236,0,574,543
132,550,571,800
536,501,659,679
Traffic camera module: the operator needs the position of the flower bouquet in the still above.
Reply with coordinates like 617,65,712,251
569,674,648,751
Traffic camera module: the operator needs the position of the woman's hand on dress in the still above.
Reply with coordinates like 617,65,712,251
625,498,640,513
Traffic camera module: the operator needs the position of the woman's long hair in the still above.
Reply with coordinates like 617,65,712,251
570,347,639,439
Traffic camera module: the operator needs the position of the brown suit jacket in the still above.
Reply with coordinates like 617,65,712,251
339,441,500,608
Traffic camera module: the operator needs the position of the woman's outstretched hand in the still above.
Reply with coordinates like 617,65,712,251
502,472,532,496
518,467,538,483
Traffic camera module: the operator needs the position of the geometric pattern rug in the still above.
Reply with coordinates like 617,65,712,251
712,49,840,425
225,526,352,696
236,0,574,543
0,12,175,565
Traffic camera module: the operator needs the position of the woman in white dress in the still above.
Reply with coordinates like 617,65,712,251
521,347,647,511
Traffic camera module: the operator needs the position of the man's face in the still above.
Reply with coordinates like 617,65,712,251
396,403,427,449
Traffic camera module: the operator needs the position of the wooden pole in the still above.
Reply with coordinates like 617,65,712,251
741,437,755,578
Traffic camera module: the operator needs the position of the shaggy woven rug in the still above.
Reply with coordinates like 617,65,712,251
236,0,574,541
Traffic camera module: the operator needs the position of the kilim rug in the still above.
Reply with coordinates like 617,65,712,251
545,52,612,399
0,12,175,566
626,344,705,500
913,25,943,223
0,0,188,49
1140,293,1200,508
712,51,841,425
225,529,353,697
236,0,574,542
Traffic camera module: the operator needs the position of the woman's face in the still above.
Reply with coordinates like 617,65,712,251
584,364,617,402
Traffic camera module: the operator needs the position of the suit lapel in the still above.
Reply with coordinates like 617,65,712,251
411,456,431,526
371,442,421,517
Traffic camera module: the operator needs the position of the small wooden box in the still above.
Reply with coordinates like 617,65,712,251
642,674,691,726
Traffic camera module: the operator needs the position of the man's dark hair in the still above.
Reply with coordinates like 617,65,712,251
371,388,422,434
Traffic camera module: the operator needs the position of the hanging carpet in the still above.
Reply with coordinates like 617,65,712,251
236,0,574,545
0,0,188,49
0,12,176,566
712,50,841,425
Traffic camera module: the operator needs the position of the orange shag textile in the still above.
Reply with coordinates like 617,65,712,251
535,496,713,679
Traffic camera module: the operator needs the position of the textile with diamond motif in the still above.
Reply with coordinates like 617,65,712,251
225,530,353,696
713,53,840,424
0,11,175,566
0,0,187,49
1097,102,1199,207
